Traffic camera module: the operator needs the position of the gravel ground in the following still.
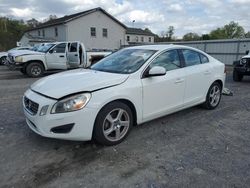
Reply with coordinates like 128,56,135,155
0,66,250,188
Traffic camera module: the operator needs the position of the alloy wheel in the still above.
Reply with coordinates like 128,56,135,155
102,108,130,142
31,66,42,76
209,85,221,107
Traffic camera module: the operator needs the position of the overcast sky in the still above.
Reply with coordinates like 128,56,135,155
1,0,250,37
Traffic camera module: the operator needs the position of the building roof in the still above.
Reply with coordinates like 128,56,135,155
126,28,155,36
22,33,56,42
26,7,126,31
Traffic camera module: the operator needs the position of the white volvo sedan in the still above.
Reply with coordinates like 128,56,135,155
23,45,226,145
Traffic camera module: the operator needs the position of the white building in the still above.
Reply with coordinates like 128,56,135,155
125,28,155,45
20,7,127,51
20,7,155,51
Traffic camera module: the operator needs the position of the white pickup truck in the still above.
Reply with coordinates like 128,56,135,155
7,42,112,77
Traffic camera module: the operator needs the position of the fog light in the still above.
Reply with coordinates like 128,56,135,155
40,105,49,116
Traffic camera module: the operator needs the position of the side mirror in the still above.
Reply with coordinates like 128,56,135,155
49,49,53,54
146,66,166,77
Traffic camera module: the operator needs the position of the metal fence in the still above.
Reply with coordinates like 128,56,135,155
158,39,250,65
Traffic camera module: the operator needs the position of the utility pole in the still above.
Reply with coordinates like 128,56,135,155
3,18,7,32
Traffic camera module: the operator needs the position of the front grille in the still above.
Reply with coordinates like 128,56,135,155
247,59,250,68
24,96,39,115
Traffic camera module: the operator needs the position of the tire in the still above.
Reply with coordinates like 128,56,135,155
26,62,44,78
93,101,133,146
202,82,222,110
233,69,243,82
20,68,27,75
0,56,7,65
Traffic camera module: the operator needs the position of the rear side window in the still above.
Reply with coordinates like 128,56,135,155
182,49,201,66
150,50,181,71
200,53,209,63
52,43,66,53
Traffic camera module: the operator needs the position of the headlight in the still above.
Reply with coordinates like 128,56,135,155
15,56,23,63
240,59,247,65
51,93,91,114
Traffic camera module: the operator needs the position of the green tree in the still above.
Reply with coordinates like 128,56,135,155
209,21,245,39
144,28,152,33
201,34,210,40
210,28,227,39
0,17,29,51
183,32,200,41
224,21,245,38
245,31,250,38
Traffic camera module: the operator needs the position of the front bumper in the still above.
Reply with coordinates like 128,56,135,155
5,60,24,70
234,66,250,75
23,89,98,141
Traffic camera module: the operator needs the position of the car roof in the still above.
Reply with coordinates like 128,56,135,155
125,44,203,52
50,41,80,45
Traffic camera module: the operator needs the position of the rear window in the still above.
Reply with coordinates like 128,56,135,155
182,49,201,66
200,53,209,63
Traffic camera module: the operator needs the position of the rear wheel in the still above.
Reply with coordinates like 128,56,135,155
26,62,44,77
202,82,222,110
93,102,133,146
233,69,243,82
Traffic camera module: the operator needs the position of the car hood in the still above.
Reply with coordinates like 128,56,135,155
0,52,7,56
31,69,129,99
242,54,250,59
9,50,43,57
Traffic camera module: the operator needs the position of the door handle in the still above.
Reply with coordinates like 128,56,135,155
75,54,78,57
175,78,184,84
204,70,211,75
59,55,65,58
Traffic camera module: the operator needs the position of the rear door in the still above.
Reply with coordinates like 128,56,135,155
181,49,212,106
67,42,80,68
45,43,67,70
142,49,186,121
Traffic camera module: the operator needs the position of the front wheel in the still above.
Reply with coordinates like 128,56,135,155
202,82,222,110
93,102,133,146
0,56,7,65
20,68,27,75
26,62,44,78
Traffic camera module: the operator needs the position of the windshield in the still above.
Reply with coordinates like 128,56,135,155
31,44,41,51
90,49,156,74
37,44,55,53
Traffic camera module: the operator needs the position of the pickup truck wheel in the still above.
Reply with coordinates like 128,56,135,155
0,56,7,65
20,68,27,75
26,63,44,77
202,82,222,110
93,102,133,146
233,69,243,82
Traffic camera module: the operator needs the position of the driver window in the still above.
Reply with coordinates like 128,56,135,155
150,50,181,71
52,43,66,53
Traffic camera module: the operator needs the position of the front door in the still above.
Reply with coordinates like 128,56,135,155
67,42,80,68
45,43,67,70
142,50,186,122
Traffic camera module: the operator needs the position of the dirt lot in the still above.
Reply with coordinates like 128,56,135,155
0,66,250,188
